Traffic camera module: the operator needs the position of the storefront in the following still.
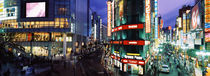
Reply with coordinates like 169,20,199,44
110,54,150,75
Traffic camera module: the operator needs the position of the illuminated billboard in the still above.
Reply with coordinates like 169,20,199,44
205,0,210,23
206,33,210,42
0,0,4,18
4,0,17,7
107,1,111,36
191,3,200,30
178,17,182,28
19,0,54,21
154,0,158,38
183,13,186,33
119,0,123,18
145,0,151,33
26,2,46,17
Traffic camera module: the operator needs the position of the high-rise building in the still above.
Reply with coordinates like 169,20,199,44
100,23,108,42
109,0,153,75
0,0,90,58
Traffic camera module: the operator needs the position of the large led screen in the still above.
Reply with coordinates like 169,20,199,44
26,2,46,17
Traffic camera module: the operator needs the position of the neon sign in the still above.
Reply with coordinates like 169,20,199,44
145,0,151,33
107,1,112,36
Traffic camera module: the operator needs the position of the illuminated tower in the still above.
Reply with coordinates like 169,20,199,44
108,0,153,75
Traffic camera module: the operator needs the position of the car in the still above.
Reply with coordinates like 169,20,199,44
160,65,170,73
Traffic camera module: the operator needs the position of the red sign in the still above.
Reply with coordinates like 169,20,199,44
110,41,122,44
111,55,115,59
191,3,199,30
205,28,210,32
123,40,145,45
145,0,151,33
112,24,144,32
121,59,145,65
145,56,150,64
160,19,163,28
138,60,145,65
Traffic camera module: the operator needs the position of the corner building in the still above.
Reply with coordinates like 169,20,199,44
0,0,89,57
109,0,152,75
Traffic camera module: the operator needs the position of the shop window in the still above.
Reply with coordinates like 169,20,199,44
34,33,50,41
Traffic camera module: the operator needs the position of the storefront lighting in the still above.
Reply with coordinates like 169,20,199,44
127,53,140,56
112,24,143,32
118,26,122,30
196,51,210,56
128,25,138,29
107,1,112,36
138,61,144,65
129,41,137,45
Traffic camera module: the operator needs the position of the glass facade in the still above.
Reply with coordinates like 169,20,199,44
112,0,146,56
111,0,150,75
0,0,89,56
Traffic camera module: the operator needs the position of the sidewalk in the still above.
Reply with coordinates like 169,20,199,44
36,61,84,76
0,62,51,76
194,67,202,76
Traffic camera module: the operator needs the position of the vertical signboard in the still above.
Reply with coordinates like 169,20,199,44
107,1,111,36
206,33,210,42
119,0,123,18
160,19,163,29
112,0,115,28
183,13,186,33
145,0,151,33
191,3,199,30
0,0,4,18
205,0,210,24
154,0,158,38
178,17,182,28
205,0,210,50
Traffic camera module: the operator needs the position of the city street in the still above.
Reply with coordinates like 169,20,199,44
0,0,210,76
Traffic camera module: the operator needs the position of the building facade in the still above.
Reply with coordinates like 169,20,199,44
0,0,89,58
108,0,154,75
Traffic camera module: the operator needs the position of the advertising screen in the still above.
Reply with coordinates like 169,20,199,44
206,33,210,42
26,2,46,17
191,3,200,30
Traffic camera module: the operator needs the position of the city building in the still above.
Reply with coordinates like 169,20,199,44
90,12,101,41
0,0,90,58
108,0,154,75
100,23,108,42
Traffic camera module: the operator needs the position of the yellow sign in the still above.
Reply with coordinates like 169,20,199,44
205,0,210,23
119,0,123,18
126,53,140,56
114,51,119,54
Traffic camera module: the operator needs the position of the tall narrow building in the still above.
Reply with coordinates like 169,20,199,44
108,0,153,75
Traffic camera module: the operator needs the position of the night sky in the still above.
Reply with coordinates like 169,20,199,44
90,0,108,24
90,0,195,27
159,0,195,28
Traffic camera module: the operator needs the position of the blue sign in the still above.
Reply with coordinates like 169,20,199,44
205,23,210,28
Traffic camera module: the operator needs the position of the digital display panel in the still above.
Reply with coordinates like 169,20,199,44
191,3,200,30
26,2,46,17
